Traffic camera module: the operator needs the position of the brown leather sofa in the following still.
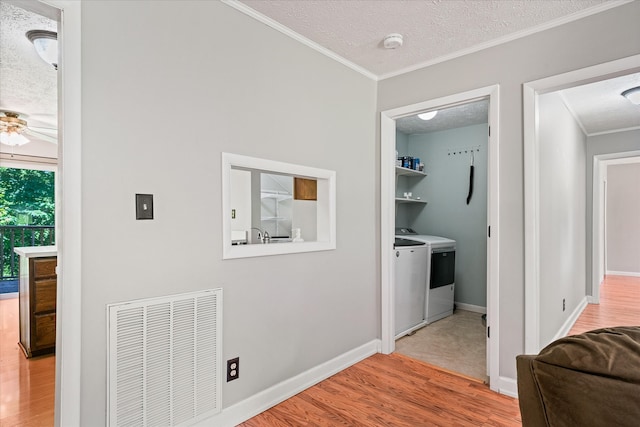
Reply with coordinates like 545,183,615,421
516,326,640,427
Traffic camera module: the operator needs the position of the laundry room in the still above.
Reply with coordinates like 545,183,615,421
393,99,489,381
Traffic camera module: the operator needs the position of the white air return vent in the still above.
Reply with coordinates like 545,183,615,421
107,289,222,427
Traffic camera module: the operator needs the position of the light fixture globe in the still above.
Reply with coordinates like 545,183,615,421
622,86,640,105
0,132,30,146
0,112,30,146
26,30,58,70
418,111,438,121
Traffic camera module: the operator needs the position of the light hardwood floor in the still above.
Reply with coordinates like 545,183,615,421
0,298,55,427
241,275,640,426
1,275,638,426
569,275,640,335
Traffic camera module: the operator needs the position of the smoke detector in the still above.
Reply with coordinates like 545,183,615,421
383,33,403,49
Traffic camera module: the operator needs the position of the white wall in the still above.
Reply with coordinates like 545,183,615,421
537,92,586,346
606,163,640,274
80,1,376,423
377,1,640,379
407,124,489,308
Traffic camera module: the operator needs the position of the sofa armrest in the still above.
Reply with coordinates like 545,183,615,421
516,355,549,427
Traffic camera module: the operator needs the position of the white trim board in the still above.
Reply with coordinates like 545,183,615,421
606,271,640,277
38,1,83,426
550,297,588,345
380,84,500,393
523,54,640,354
197,340,381,427
497,376,518,399
221,0,377,81
455,303,487,314
595,153,640,290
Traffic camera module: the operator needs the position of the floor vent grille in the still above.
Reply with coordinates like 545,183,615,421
107,289,222,426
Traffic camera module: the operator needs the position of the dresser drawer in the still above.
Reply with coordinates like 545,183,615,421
34,313,56,349
34,279,57,313
33,258,57,278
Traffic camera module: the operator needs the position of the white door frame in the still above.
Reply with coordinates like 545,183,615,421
380,84,500,391
523,54,640,354
34,1,83,426
595,153,640,283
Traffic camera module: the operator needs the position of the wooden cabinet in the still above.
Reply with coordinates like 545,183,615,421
18,256,57,357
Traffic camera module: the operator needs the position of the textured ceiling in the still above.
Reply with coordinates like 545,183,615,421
396,100,489,135
0,1,57,133
238,0,611,78
235,0,637,135
0,0,637,158
560,73,640,135
396,73,640,136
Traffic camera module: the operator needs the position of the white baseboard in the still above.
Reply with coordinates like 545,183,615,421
551,297,588,343
606,270,640,277
0,292,18,300
197,339,381,427
454,302,486,314
498,376,518,398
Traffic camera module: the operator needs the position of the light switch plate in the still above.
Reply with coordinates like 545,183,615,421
135,194,154,220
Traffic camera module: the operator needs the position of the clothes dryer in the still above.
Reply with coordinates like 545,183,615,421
396,228,456,323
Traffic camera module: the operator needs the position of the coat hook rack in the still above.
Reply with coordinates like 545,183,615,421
447,145,481,156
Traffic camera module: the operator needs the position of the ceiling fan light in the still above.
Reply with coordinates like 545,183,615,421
622,86,640,105
26,30,58,70
418,111,438,121
0,131,30,146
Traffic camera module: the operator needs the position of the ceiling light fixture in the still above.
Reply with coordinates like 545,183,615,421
418,111,438,121
26,30,58,70
0,112,30,146
621,86,640,105
383,33,403,49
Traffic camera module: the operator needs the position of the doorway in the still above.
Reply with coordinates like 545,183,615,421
0,1,61,425
380,84,500,390
594,154,640,288
523,55,640,354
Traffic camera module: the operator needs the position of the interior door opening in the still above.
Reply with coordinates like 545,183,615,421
523,55,640,354
0,1,62,425
381,85,500,391
393,100,489,382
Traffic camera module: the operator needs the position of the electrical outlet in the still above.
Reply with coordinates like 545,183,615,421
563,298,566,312
227,357,239,382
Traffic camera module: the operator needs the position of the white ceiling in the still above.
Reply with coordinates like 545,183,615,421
561,73,640,135
236,0,617,79
0,0,638,153
234,0,639,135
396,72,640,136
396,100,489,135
0,2,57,132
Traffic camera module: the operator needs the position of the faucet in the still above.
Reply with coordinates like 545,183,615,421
250,227,271,244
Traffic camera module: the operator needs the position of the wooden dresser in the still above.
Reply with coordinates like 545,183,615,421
14,246,57,358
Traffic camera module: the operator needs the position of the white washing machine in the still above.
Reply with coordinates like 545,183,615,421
396,228,456,324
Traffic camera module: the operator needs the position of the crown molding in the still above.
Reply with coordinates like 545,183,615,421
222,0,378,81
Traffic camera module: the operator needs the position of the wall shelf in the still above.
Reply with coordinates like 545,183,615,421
395,197,427,204
395,166,427,177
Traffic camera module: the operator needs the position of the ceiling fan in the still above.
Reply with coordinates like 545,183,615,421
0,111,57,146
